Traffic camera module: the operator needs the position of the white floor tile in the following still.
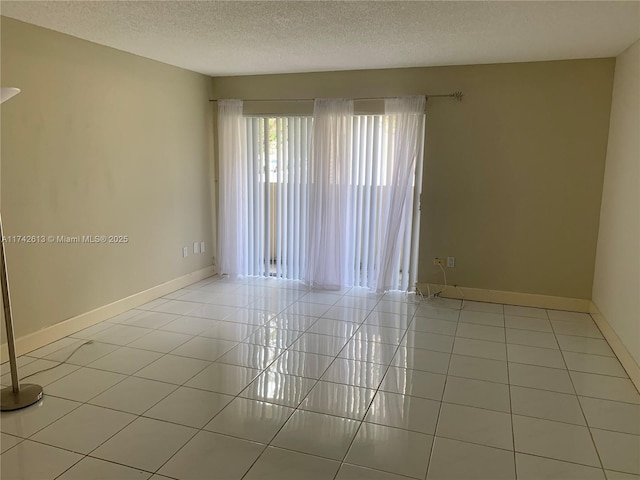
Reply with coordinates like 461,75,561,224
409,317,458,336
204,397,294,443
365,391,440,434
320,358,387,388
244,446,340,480
241,371,316,407
273,410,360,460
133,354,210,385
31,404,135,454
70,322,115,339
87,346,163,374
427,437,516,479
448,354,508,383
564,351,628,377
90,324,151,346
340,339,398,365
200,320,258,341
159,430,265,479
324,305,370,323
547,310,593,322
504,305,548,319
443,376,511,412
43,341,121,366
462,300,504,314
92,417,196,472
336,464,412,480
453,337,506,361
216,343,282,370
143,386,233,427
459,310,505,327
508,362,574,394
605,470,640,479
267,350,334,379
0,433,22,453
300,381,375,420
159,315,215,335
247,326,302,349
414,305,460,322
151,299,200,315
107,309,147,323
57,457,151,480
170,336,237,361
119,311,178,329
89,376,177,415
515,453,605,479
551,319,604,339
127,330,193,353
0,440,82,480
366,311,413,329
345,422,433,479
591,428,640,475
27,338,88,359
504,315,553,333
456,322,505,342
510,385,586,425
392,347,451,374
0,396,80,438
270,313,319,331
507,343,566,369
436,402,513,450
556,334,615,356
580,396,640,435
290,332,347,356
42,367,126,402
1,359,79,387
403,331,455,353
570,371,640,404
513,415,600,467
354,325,405,345
380,366,446,401
185,362,259,395
285,302,331,317
506,328,559,349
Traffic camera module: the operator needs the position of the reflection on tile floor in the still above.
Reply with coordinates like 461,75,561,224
1,276,639,480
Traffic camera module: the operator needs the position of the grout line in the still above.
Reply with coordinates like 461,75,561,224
552,323,608,478
424,303,462,480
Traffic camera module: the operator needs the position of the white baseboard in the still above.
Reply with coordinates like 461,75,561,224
589,302,640,393
417,283,591,312
1,266,216,363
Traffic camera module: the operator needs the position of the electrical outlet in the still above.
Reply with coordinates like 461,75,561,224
182,247,188,258
200,241,205,253
433,257,445,266
194,242,200,254
447,256,455,268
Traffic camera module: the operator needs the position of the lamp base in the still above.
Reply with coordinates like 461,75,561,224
1,384,44,411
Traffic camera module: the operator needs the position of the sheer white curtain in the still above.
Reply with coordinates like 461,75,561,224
217,100,247,277
304,99,355,289
373,96,426,292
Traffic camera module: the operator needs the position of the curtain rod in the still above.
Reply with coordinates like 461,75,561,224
208,92,463,102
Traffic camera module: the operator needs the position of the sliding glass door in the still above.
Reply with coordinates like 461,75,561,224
240,113,424,291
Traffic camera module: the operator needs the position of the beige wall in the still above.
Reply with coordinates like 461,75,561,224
1,17,214,338
212,58,614,299
592,40,640,364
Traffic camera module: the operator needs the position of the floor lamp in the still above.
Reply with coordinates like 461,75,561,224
0,87,43,411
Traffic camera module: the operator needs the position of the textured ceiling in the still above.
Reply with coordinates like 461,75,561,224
1,1,639,76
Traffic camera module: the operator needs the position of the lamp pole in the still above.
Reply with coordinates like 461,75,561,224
0,87,44,410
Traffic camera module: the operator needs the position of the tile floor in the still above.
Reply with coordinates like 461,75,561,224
1,276,639,480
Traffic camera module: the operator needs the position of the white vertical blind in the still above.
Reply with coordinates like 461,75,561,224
235,109,424,291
